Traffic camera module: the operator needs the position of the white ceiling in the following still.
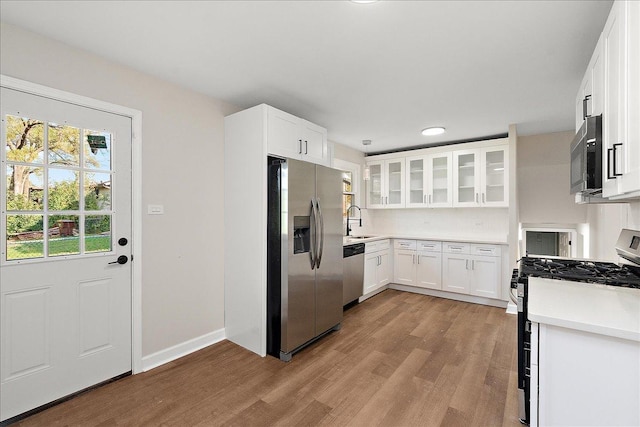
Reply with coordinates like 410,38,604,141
0,0,613,154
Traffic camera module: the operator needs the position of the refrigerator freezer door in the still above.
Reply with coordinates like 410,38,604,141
314,165,344,335
282,159,317,353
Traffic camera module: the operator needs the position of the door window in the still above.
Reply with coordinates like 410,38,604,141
4,115,113,261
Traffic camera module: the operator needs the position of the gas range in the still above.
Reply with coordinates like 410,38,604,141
511,228,640,425
518,256,640,288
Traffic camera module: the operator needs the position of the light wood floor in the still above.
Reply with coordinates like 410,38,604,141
15,290,521,426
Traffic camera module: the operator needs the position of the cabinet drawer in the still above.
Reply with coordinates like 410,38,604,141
442,242,470,254
366,239,390,253
417,241,442,252
470,244,501,257
394,239,416,250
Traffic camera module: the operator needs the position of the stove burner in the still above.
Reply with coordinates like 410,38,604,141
518,257,640,289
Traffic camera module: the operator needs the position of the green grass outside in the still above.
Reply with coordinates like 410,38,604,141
7,235,111,260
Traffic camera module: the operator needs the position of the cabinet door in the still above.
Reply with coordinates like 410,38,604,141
385,159,405,208
366,161,385,208
377,249,392,287
393,249,416,286
480,146,508,207
416,252,442,290
453,150,479,207
267,107,303,160
469,256,500,299
428,152,452,207
602,1,627,197
442,254,469,294
301,121,328,166
591,36,604,117
363,252,380,295
406,156,427,207
619,0,640,196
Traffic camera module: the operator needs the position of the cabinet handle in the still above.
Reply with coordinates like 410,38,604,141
482,193,485,203
583,95,591,120
475,193,478,203
298,139,302,154
417,255,420,264
379,255,381,266
423,194,426,204
429,194,431,204
385,196,388,205
612,143,623,177
607,148,615,180
305,140,308,155
465,259,469,269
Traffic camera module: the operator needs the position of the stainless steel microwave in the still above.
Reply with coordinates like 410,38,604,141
570,115,602,194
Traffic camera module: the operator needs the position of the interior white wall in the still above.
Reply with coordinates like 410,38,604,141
517,129,639,261
517,131,589,224
0,23,239,356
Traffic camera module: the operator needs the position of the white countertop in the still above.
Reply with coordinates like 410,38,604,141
528,277,640,342
343,234,508,246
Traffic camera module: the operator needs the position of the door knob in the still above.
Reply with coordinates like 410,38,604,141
118,237,128,246
108,255,129,265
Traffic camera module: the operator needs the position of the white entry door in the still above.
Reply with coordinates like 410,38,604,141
0,87,132,422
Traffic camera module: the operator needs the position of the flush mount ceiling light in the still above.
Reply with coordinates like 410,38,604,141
421,127,446,136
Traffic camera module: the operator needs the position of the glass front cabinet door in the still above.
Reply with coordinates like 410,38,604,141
367,161,384,208
481,146,508,207
366,158,405,208
453,150,479,207
428,152,453,207
406,156,426,207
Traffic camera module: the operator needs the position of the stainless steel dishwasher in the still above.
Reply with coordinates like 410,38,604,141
343,243,365,306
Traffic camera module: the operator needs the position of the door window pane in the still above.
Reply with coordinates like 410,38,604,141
85,215,112,253
84,172,111,210
5,115,45,163
48,215,79,256
48,123,80,166
48,169,79,210
6,214,44,260
6,165,44,210
84,130,111,170
3,114,116,262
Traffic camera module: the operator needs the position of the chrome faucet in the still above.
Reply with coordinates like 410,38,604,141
346,205,362,236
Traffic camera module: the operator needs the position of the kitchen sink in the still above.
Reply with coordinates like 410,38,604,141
348,235,375,240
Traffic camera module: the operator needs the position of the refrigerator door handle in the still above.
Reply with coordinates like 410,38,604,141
316,197,324,268
309,198,317,270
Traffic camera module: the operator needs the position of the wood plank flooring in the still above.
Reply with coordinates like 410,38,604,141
14,290,521,426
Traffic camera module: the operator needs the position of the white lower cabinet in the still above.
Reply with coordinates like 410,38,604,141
442,243,501,299
532,322,640,426
363,240,391,296
393,240,443,290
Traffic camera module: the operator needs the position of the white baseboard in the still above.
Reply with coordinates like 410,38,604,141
388,284,508,309
506,301,518,315
141,328,226,372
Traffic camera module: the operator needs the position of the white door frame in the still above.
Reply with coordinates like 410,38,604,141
0,74,144,374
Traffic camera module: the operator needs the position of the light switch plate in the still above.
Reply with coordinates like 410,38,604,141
148,204,164,215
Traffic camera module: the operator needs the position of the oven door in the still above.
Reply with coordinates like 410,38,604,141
570,126,587,194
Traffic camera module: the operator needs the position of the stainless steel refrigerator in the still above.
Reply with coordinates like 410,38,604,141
267,157,343,361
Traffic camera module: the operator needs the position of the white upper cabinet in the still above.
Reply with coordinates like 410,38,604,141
406,156,427,208
453,149,479,207
428,152,453,207
481,146,509,207
405,153,452,208
602,1,640,198
575,35,604,133
366,158,405,208
453,145,508,207
266,106,329,166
